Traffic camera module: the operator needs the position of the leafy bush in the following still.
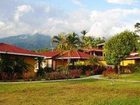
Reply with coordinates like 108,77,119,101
36,68,46,80
44,66,53,73
127,64,140,73
121,66,131,74
69,70,82,78
45,72,67,80
102,67,119,79
93,65,106,75
85,70,91,76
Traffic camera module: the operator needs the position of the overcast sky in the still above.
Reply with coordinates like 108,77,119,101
0,0,140,38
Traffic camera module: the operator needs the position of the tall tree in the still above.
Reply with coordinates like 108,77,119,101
81,30,87,36
66,32,80,50
135,22,140,33
104,30,137,74
52,33,67,51
81,36,94,48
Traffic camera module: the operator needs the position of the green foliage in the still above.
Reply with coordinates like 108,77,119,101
0,54,14,73
0,54,31,80
52,32,81,51
88,56,100,66
52,31,105,51
66,32,81,50
127,64,140,73
13,57,31,73
104,30,137,65
135,22,140,33
36,67,45,79
81,36,105,48
52,32,67,51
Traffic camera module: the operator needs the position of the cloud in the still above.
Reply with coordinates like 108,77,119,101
106,0,138,5
72,0,84,7
0,21,5,28
0,1,140,39
14,5,33,22
88,8,140,38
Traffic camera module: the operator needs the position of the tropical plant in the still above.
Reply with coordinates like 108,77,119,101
81,35,105,48
81,30,87,36
66,32,81,50
135,22,140,33
88,56,100,66
13,57,31,73
0,54,14,73
52,32,67,51
0,54,31,80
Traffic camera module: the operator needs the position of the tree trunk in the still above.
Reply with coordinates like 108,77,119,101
117,65,121,74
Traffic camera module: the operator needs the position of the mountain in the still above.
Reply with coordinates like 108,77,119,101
0,33,52,50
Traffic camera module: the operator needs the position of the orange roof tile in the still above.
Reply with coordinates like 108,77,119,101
39,51,60,58
57,50,91,59
0,43,42,57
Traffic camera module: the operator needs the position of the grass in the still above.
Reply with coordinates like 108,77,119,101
120,73,140,81
1,79,140,105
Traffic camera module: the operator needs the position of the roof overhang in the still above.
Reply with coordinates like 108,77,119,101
0,51,45,58
56,57,89,59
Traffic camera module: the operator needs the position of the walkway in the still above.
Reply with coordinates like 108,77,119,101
92,75,140,83
1,75,140,84
0,76,93,84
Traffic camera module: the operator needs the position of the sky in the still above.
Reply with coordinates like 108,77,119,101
0,0,140,38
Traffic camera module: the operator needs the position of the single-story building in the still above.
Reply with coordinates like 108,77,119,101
0,43,44,79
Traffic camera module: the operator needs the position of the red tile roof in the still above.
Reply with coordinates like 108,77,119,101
0,43,42,57
39,51,60,58
57,50,91,59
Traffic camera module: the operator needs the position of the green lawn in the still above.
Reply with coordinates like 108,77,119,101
120,73,140,81
0,79,140,105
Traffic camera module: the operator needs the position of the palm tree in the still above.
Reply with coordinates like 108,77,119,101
135,22,140,34
81,36,95,48
52,32,67,51
81,30,87,36
66,32,81,50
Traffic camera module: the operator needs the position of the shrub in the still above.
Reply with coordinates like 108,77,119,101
93,66,106,75
85,70,91,76
102,67,119,79
36,68,45,80
127,64,140,73
45,72,68,80
121,66,131,74
69,70,81,78
44,66,53,73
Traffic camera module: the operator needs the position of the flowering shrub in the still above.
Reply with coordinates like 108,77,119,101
45,72,67,80
45,69,83,80
85,70,91,76
69,70,81,78
102,67,119,79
